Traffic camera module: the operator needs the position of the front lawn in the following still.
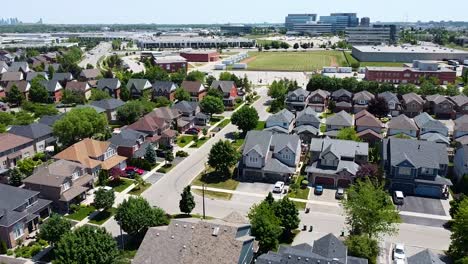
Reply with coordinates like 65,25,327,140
255,121,266,130
209,116,224,125
157,163,175,173
293,201,307,210
192,169,239,191
176,135,194,148
193,189,232,200
89,208,116,225
189,137,209,148
65,205,96,221
128,183,152,195
216,118,231,129
287,176,310,200
107,178,134,193
232,138,245,150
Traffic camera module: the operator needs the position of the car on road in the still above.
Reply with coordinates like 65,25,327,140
124,166,144,175
393,191,405,205
273,181,285,193
335,188,345,199
392,244,406,260
314,185,323,195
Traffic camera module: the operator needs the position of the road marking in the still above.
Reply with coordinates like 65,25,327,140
398,211,451,221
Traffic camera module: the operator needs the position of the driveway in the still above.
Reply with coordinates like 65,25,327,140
231,182,277,203
398,196,446,216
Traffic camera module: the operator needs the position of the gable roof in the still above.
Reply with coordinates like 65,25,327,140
266,109,295,125
2,71,23,81
173,100,199,113
51,72,73,81
23,160,87,187
378,91,399,102
326,110,353,127
127,79,151,91
38,114,64,127
8,62,29,72
80,69,101,79
296,107,320,124
332,88,352,98
312,233,347,262
153,81,177,93
355,111,382,128
243,130,273,157
384,138,449,168
65,81,89,92
388,114,418,130
128,114,168,133
426,94,454,105
26,72,48,81
407,249,446,264
0,133,33,153
41,80,63,92
414,112,448,132
5,81,30,93
450,94,468,107
181,80,204,93
8,123,53,139
97,78,121,90
455,115,468,131
310,89,330,98
90,98,125,110
108,129,147,148
152,107,181,120
353,90,374,102
211,80,236,93
402,92,424,104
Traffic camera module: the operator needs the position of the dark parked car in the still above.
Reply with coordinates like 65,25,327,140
185,128,200,135
314,185,323,195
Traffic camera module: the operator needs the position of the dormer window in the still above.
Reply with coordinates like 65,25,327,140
72,171,79,180
63,181,71,191
104,148,116,160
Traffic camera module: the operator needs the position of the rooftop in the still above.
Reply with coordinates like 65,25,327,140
354,45,468,54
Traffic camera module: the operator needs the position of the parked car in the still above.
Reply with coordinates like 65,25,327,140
124,166,144,175
335,188,345,199
393,191,405,205
273,181,285,193
392,244,406,260
186,128,200,135
314,185,323,195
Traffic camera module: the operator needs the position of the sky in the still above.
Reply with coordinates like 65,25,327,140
4,0,468,24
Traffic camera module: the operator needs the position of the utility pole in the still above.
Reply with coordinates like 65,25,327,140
202,184,206,219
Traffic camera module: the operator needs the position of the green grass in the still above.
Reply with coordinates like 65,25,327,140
65,205,96,221
320,110,334,119
245,51,348,71
157,163,175,173
189,136,209,148
255,121,266,130
209,116,224,125
193,189,233,200
232,138,245,150
293,201,307,210
128,183,152,195
192,169,239,190
107,178,134,193
216,119,231,129
320,124,326,133
287,176,310,200
176,135,194,148
89,208,116,225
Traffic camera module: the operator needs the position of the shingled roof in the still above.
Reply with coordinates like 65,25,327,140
8,123,53,140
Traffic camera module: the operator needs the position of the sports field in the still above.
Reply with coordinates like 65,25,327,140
244,51,348,71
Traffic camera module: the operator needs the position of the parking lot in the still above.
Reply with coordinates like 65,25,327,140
398,196,447,216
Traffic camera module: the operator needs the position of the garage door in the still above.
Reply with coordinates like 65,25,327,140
414,185,442,198
315,177,335,187
391,182,414,195
337,179,351,188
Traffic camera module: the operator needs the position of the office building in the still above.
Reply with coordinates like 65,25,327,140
285,14,317,31
319,13,359,33
331,13,359,27
346,24,398,46
292,23,333,35
360,17,370,27
220,24,252,35
352,45,468,62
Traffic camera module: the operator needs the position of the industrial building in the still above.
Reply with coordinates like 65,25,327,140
137,36,255,49
285,14,317,31
346,24,398,46
352,45,468,62
220,24,253,35
180,50,219,62
154,55,188,73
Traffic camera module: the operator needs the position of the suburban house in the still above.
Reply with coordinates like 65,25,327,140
128,113,176,147
53,138,127,176
0,61,8,73
414,112,450,145
293,107,321,142
407,249,446,264
331,88,353,103
79,69,101,82
308,89,329,112
173,100,209,126
4,81,30,101
8,123,55,153
453,145,468,183
133,212,256,264
23,160,94,212
97,78,121,99
0,184,51,249
306,138,369,188
152,107,187,132
387,114,419,138
1,72,24,84
66,81,92,100
0,133,35,178
108,129,151,159
8,62,30,74
382,138,451,198
180,81,206,102
210,80,238,108
425,94,456,119
454,115,468,142
25,72,48,81
449,94,468,117
239,130,301,183
353,90,374,114
324,110,353,138
285,88,310,112
257,233,368,264
354,110,383,144
152,81,177,101
51,72,74,86
89,98,126,123
38,114,64,127
265,109,295,134
127,79,152,98
402,92,425,117
40,80,63,102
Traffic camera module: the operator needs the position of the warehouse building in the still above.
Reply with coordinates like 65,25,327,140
352,45,468,62
137,36,255,49
180,50,220,62
220,24,253,35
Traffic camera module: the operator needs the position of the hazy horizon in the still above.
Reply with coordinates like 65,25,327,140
3,0,468,25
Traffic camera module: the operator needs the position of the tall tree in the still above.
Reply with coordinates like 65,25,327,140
61,89,86,104
144,144,157,164
116,101,145,124
341,179,400,238
355,163,382,183
120,85,131,101
90,88,111,101
208,140,240,176
274,197,300,234
449,197,468,262
248,201,282,253
38,214,72,246
231,106,259,135
200,95,224,116
337,127,361,141
367,97,389,118
6,84,24,106
179,185,195,215
54,225,119,264
29,77,49,103
8,168,24,187
185,70,205,82
94,189,115,210
174,87,191,101
345,235,379,264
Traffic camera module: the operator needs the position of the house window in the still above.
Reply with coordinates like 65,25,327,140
282,154,291,160
63,182,71,191
311,96,321,102
13,223,24,239
23,152,30,158
26,197,35,207
421,168,432,175
72,171,79,180
249,157,258,163
104,148,116,160
399,167,412,175
38,144,44,151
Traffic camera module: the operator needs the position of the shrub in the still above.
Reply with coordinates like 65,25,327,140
301,180,309,188
176,150,189,157
0,240,7,254
235,97,243,104
7,249,13,256
69,204,80,214
128,158,152,171
289,183,299,192
180,138,186,143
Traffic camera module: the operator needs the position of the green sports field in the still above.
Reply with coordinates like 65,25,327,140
244,51,348,71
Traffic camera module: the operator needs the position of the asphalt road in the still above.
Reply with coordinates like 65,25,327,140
79,42,112,68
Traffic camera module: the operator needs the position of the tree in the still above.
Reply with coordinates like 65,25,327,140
179,185,195,215
341,179,400,238
356,163,382,183
200,95,224,116
115,197,169,238
208,140,240,176
174,87,190,101
448,197,468,262
53,107,108,147
170,69,186,86
29,77,49,103
54,225,119,264
22,102,59,117
97,170,109,186
38,214,72,246
94,189,115,210
154,96,171,107
47,65,55,79
231,106,259,134
90,88,111,101
248,201,282,253
0,239,6,254
274,197,300,234
120,85,131,101
61,89,86,105
345,235,379,264
264,192,275,204
165,150,174,164
368,97,389,118
206,88,224,99
445,84,460,96
144,144,157,164
293,43,299,49
6,84,24,106
337,127,361,141
185,70,205,82
9,168,24,187
205,75,216,87
17,158,41,176
116,101,145,124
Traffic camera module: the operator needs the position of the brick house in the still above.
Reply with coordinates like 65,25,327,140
181,81,206,102
308,89,330,112
66,81,91,100
425,94,455,119
152,81,177,101
210,80,239,107
97,78,121,99
402,92,425,118
40,80,63,102
108,128,152,159
0,133,35,179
